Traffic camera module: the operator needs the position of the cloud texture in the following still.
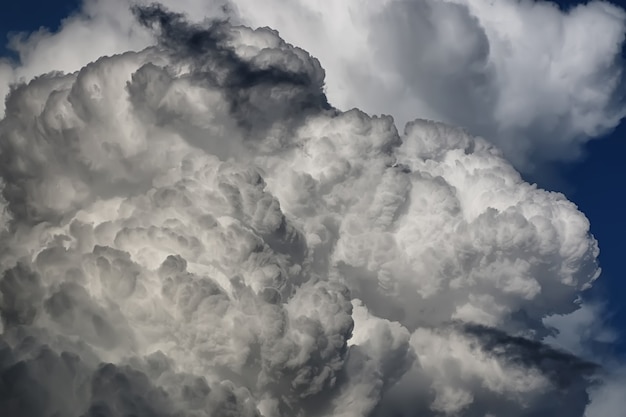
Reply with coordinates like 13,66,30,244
1,0,625,170
0,1,623,416
222,0,626,169
0,4,614,416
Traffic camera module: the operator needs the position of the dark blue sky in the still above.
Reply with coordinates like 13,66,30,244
561,125,626,356
554,0,626,356
2,1,80,31
1,0,626,355
1,1,80,56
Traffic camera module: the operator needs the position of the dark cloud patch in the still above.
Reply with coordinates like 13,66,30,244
462,322,599,387
133,3,332,138
133,4,317,90
0,338,92,417
0,263,44,328
0,334,262,417
85,363,174,417
459,322,599,416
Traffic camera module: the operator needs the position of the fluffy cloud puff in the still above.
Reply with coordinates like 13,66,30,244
3,0,624,170
0,4,611,417
223,0,626,169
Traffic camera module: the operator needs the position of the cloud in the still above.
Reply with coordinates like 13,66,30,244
585,367,626,417
223,0,626,169
543,303,626,417
0,2,620,417
3,0,625,170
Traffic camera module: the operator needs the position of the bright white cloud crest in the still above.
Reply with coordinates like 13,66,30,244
0,1,622,416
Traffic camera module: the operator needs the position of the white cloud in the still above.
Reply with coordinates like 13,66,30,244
0,2,622,416
225,0,626,169
3,0,624,169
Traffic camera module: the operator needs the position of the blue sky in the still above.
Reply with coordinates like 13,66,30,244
1,0,625,355
549,0,626,357
1,1,79,51
561,122,626,355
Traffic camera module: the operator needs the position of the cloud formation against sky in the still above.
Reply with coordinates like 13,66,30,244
0,1,624,416
1,0,625,170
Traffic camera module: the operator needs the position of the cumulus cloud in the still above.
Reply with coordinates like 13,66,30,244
4,0,624,170
0,2,622,417
223,0,626,169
